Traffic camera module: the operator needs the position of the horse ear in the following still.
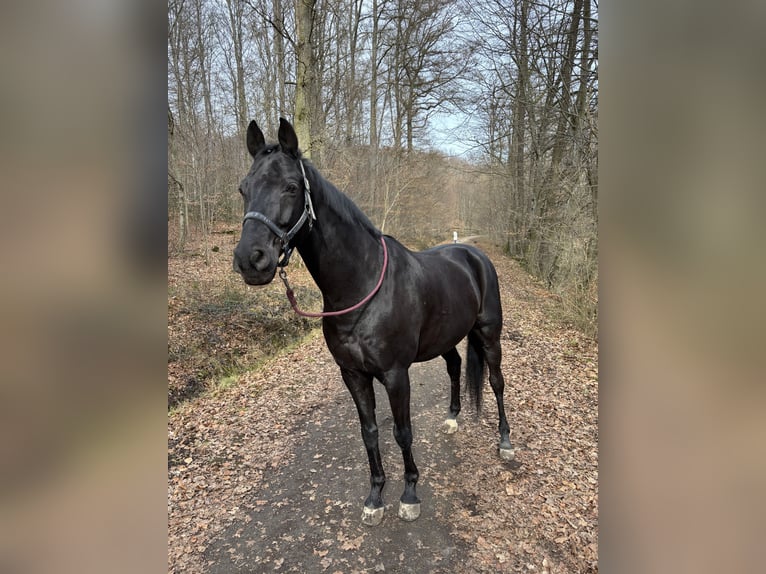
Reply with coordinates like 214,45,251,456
278,117,300,157
246,120,266,158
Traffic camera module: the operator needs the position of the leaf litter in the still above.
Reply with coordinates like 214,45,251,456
169,236,597,573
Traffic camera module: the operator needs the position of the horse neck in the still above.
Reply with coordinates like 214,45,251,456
296,175,383,310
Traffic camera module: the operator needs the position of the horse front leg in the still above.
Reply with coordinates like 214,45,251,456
341,368,386,526
382,368,421,521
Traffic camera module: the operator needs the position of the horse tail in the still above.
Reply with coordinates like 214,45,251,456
465,331,485,413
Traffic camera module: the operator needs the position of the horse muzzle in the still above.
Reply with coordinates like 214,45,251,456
233,243,279,285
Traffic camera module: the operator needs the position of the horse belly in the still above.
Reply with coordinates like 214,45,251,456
413,296,477,362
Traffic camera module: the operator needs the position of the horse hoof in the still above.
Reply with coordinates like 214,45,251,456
361,505,384,526
441,418,458,434
398,501,421,521
499,447,516,461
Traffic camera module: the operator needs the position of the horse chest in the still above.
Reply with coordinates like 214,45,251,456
323,322,411,373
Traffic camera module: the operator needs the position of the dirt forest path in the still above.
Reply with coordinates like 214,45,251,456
206,357,470,573
168,244,598,574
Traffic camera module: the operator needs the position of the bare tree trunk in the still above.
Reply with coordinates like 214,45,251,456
168,0,187,124
529,0,583,280
168,107,188,250
345,0,363,144
194,0,214,132
550,0,583,176
368,0,380,219
225,0,248,136
273,0,287,116
575,0,593,142
406,100,414,153
510,0,530,259
295,0,317,158
177,177,189,249
578,0,597,226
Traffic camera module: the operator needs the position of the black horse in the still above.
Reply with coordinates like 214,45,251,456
233,118,514,526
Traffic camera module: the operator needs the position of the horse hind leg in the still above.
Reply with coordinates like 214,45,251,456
476,327,515,460
441,347,461,434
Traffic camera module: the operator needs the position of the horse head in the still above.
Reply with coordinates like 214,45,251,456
233,118,313,285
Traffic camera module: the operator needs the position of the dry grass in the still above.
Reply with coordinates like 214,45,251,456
168,226,321,408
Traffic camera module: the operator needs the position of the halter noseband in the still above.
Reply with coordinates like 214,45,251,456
242,160,316,267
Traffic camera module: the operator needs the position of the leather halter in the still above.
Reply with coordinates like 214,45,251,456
241,160,316,267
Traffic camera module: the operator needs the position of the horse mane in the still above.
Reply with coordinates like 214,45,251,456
302,159,380,238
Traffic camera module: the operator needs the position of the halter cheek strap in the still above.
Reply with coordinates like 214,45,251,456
242,160,316,267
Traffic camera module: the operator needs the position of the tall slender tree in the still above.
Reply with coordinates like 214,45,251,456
294,0,318,158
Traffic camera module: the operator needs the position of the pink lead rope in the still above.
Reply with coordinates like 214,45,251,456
279,236,389,318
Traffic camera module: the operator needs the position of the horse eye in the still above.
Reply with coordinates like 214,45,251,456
286,183,299,194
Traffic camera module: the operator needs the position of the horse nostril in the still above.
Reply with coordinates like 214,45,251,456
250,249,268,271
